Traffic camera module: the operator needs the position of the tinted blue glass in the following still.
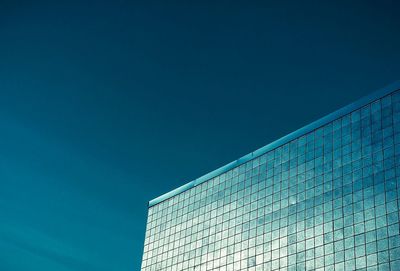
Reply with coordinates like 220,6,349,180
142,87,400,271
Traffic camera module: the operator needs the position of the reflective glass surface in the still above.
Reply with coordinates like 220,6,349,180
142,90,400,271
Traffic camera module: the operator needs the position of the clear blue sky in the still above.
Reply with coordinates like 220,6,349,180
0,1,399,270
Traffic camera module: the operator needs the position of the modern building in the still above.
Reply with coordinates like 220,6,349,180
141,82,400,271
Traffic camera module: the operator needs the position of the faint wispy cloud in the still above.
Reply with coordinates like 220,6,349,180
0,222,107,271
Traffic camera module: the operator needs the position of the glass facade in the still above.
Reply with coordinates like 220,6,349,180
142,86,400,271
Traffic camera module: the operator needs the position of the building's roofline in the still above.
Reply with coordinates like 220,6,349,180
148,81,400,208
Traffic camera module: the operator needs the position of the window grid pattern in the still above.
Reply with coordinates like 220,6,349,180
142,91,400,271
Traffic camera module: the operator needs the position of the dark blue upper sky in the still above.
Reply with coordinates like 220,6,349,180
0,1,399,270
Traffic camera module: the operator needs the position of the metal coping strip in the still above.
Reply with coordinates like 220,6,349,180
148,81,400,208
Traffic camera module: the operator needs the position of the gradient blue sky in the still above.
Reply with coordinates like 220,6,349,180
0,1,400,270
